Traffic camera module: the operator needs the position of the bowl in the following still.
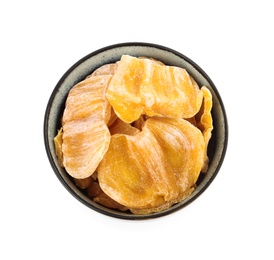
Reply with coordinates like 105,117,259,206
44,42,228,220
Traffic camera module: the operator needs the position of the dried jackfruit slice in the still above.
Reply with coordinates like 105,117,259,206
195,86,214,172
88,63,118,77
88,63,118,126
62,75,112,125
97,117,205,213
106,55,203,123
61,75,112,179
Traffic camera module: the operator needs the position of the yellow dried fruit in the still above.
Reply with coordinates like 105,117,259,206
88,63,118,77
106,55,203,123
97,117,205,213
62,75,112,179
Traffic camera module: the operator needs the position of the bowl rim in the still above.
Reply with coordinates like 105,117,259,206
44,42,228,220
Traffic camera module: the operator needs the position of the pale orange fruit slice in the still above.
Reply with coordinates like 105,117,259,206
61,75,112,179
106,55,203,123
88,63,118,77
97,117,205,213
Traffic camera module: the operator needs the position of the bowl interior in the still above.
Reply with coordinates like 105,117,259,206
44,43,228,220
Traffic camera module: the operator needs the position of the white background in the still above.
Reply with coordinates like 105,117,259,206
1,0,273,259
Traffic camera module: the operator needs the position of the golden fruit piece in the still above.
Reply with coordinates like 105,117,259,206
106,55,203,123
97,117,205,213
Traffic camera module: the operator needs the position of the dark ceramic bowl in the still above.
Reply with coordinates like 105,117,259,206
44,42,228,220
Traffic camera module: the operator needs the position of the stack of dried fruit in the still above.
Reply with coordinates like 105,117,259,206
54,55,213,214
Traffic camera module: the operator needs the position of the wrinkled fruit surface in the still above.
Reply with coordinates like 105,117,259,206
98,117,205,213
61,75,112,179
106,55,203,123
